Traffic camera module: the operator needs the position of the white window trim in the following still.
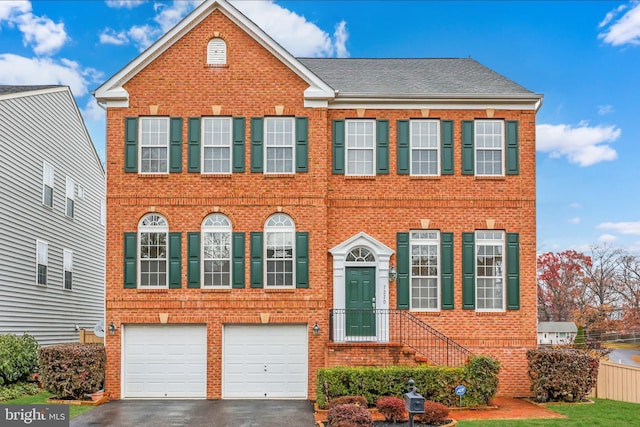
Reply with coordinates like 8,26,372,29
201,117,232,174
139,117,170,174
201,213,232,288
474,120,505,177
410,120,440,176
207,37,227,65
138,213,169,289
63,249,73,290
65,176,75,218
410,230,440,312
264,117,295,175
475,230,506,312
264,213,295,288
36,239,48,286
42,161,54,208
345,119,376,176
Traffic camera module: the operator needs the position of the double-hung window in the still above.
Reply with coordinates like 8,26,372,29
475,120,504,176
265,213,295,287
202,117,232,173
36,240,48,285
140,117,169,173
202,213,232,287
265,118,294,174
410,231,440,310
346,120,375,176
63,249,73,290
42,162,54,208
139,213,168,288
65,177,75,218
411,120,439,175
476,231,505,311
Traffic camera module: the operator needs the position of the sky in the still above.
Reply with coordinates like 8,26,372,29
1,0,640,255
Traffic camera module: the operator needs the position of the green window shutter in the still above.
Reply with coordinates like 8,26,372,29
376,119,389,174
187,232,200,288
124,232,137,288
462,232,475,309
332,120,345,174
187,118,201,173
250,232,263,288
505,120,519,175
168,232,182,288
232,117,246,173
441,232,454,309
296,232,309,288
296,117,308,173
232,232,245,289
506,232,520,310
461,121,474,175
441,120,454,175
250,118,264,173
169,117,183,173
396,232,410,310
124,118,138,173
397,120,410,175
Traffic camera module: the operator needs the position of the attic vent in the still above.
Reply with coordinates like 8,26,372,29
207,38,226,65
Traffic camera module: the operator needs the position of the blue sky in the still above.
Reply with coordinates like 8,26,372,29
1,0,639,254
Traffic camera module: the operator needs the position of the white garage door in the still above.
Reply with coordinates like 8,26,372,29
123,325,207,398
223,324,308,399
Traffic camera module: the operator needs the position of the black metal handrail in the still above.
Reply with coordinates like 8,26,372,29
329,309,473,367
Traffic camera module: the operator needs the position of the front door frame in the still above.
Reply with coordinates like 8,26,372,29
329,232,394,342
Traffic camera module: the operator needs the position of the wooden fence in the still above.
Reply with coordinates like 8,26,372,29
590,359,640,404
79,329,104,344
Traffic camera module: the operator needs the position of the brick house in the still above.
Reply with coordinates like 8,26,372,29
94,0,542,400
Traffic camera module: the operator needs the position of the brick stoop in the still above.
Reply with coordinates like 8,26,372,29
326,342,437,368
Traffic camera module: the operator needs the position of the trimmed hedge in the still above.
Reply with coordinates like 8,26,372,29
38,343,105,400
0,333,39,386
527,347,599,402
316,355,499,408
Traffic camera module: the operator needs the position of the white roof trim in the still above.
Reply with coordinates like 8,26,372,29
93,0,334,106
0,86,68,101
330,231,394,257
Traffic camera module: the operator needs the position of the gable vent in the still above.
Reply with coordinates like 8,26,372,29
207,38,227,65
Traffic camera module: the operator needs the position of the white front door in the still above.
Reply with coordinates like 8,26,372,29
122,325,207,398
223,324,308,399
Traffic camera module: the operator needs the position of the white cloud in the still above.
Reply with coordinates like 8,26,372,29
99,28,129,45
598,233,619,243
568,217,581,224
0,1,30,21
128,24,162,51
81,97,106,122
598,221,640,235
153,0,200,33
599,2,640,46
105,0,146,9
536,122,620,166
0,54,102,97
598,104,614,115
333,21,349,58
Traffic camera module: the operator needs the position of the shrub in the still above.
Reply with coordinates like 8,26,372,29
527,347,599,403
0,382,40,401
326,395,368,410
38,343,105,400
0,333,39,386
413,401,449,425
327,403,372,427
376,396,406,422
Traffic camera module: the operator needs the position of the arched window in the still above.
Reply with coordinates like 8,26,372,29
346,247,375,262
207,37,226,65
139,213,168,288
265,213,295,287
202,213,232,287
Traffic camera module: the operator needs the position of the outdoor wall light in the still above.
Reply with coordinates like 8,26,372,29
389,264,397,282
108,322,118,335
312,322,320,336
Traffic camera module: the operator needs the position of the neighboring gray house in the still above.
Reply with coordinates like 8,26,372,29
0,85,105,345
538,321,578,346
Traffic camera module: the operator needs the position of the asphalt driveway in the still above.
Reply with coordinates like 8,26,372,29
70,399,316,427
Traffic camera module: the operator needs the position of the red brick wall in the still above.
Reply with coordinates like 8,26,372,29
104,9,537,400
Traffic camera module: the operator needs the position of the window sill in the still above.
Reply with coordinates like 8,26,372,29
410,311,441,316
201,288,233,293
474,175,506,181
344,175,376,180
136,288,169,293
264,288,296,293
200,173,232,179
137,174,169,178
475,311,507,316
205,64,229,69
263,174,296,179
409,175,441,180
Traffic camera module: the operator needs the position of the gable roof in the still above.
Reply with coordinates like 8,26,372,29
537,322,578,333
93,0,334,107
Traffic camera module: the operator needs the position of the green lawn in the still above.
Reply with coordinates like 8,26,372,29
457,398,640,427
3,391,96,419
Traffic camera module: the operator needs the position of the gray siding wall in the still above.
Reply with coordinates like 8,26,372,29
0,88,105,345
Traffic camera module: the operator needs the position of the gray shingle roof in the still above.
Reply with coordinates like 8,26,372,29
298,58,535,97
538,322,578,333
0,85,61,95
